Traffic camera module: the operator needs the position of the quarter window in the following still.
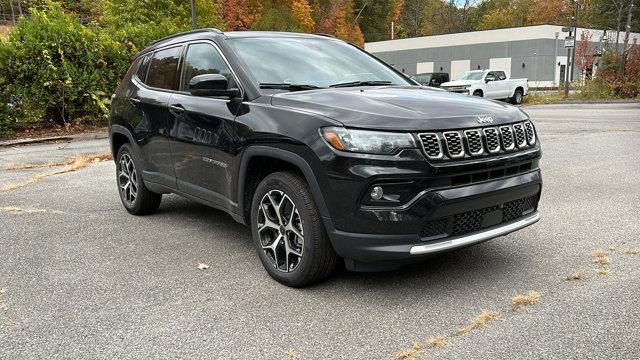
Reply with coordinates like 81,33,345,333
181,43,232,91
136,54,151,82
146,46,182,90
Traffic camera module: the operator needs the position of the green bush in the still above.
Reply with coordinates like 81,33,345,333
0,3,129,133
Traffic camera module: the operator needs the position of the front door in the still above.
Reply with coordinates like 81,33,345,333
168,42,241,207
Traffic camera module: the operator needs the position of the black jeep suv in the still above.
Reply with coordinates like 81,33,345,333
109,29,542,287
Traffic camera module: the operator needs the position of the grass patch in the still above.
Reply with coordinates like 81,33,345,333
566,272,585,281
623,248,640,255
511,291,540,311
0,206,62,214
427,336,448,348
396,342,423,360
1,152,112,192
594,269,610,277
285,350,299,359
457,311,501,336
592,249,611,265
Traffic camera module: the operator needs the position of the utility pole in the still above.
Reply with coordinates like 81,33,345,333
190,0,197,30
391,21,395,40
564,28,573,97
554,32,559,87
570,2,580,82
621,0,635,77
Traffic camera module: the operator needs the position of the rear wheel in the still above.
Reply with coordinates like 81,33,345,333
116,144,162,215
511,89,523,104
251,171,338,287
473,90,483,97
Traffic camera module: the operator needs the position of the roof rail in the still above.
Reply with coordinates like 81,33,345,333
148,28,223,47
312,33,336,38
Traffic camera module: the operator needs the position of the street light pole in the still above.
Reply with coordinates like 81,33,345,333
190,0,197,30
569,3,580,82
554,32,559,87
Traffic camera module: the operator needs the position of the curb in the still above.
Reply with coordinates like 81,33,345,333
0,131,108,148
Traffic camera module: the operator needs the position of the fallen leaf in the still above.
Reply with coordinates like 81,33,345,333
197,263,210,270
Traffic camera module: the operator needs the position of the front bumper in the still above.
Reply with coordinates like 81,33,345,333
325,169,542,269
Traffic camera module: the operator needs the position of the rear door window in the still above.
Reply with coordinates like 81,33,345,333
146,46,183,90
496,71,507,80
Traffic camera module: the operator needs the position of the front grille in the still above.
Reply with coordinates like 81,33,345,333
523,121,536,145
499,126,515,150
418,133,443,159
443,132,464,158
419,195,538,240
416,121,537,161
464,130,483,155
513,124,527,148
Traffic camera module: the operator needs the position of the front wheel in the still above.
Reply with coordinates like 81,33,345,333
251,171,338,287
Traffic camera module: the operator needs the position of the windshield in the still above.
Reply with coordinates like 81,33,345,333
457,71,485,81
229,37,410,89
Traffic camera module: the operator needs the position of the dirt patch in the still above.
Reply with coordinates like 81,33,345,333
0,206,63,214
1,152,112,192
511,291,540,311
457,310,501,336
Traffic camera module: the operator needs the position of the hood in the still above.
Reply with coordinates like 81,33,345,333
440,80,476,87
270,86,527,131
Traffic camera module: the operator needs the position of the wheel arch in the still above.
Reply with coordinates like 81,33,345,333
236,146,334,231
109,125,140,161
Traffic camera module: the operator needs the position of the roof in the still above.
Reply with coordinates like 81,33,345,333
364,24,640,53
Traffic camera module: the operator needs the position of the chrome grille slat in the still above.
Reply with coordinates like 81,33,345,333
442,131,464,158
416,121,536,160
499,126,515,151
483,128,501,153
512,124,527,148
417,133,443,159
463,130,483,156
523,121,536,145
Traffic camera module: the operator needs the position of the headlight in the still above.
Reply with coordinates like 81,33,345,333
321,127,416,155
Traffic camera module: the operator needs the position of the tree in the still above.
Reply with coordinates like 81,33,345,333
221,0,262,31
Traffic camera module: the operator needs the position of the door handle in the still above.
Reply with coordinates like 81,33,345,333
129,97,141,105
168,104,185,115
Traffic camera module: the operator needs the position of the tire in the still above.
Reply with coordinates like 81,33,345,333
511,89,523,104
116,143,162,215
472,90,483,97
251,171,338,287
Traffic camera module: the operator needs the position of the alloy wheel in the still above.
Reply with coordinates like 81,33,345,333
257,190,304,272
118,153,138,206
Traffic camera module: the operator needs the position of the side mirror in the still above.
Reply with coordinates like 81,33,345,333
189,74,240,97
485,76,495,83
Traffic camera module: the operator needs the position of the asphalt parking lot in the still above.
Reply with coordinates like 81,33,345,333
1,103,639,359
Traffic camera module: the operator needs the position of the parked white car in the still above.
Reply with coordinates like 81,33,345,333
440,69,528,104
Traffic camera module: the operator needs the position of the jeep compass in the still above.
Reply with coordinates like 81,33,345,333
109,29,542,287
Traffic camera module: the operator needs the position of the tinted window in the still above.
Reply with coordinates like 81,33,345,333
146,46,182,90
136,54,151,82
496,71,507,80
486,71,495,79
181,43,232,90
229,37,409,88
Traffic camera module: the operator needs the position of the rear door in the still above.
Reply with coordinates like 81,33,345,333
126,46,183,187
494,71,510,98
168,41,241,207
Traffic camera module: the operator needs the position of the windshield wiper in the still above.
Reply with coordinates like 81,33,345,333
259,83,323,91
329,80,393,88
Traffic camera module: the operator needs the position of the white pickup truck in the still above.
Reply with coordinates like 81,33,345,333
440,69,528,104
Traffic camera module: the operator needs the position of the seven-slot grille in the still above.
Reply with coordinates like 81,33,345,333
417,121,537,161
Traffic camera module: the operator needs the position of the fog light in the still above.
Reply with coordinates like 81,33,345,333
370,186,383,200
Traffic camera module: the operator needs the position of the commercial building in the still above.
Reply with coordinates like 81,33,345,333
364,25,640,88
